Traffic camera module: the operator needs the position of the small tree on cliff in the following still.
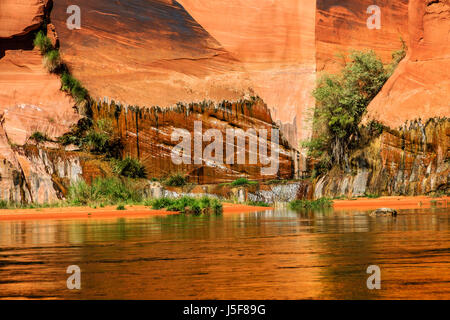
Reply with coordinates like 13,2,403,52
305,48,405,174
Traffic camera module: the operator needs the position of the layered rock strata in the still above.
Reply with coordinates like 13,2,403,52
91,98,295,184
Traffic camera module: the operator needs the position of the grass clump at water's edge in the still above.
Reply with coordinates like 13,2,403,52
0,178,224,213
67,177,143,206
0,200,69,210
246,201,271,207
289,198,333,210
150,196,223,215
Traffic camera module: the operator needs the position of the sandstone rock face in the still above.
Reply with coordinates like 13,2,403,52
0,0,80,203
0,0,48,39
314,120,449,198
366,0,450,128
316,0,409,73
51,0,252,114
178,0,317,149
92,98,295,184
0,0,79,145
0,49,79,145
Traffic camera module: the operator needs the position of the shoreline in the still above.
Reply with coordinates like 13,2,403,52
0,203,273,222
333,195,449,211
0,196,447,222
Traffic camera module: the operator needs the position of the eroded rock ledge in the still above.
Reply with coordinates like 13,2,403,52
313,119,449,198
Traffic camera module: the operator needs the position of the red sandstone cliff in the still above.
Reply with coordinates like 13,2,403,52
0,0,449,203
177,0,317,149
50,0,252,115
0,0,79,145
316,0,410,72
0,0,48,39
365,0,450,127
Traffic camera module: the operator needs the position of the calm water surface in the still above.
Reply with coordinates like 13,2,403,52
0,207,449,299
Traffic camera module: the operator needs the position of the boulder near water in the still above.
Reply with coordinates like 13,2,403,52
370,208,398,217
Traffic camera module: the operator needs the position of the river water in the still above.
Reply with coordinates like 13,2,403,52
0,207,449,300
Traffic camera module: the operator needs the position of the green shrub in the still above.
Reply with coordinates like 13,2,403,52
34,31,53,54
151,198,175,210
61,72,88,104
151,196,223,214
116,204,126,210
113,157,146,179
29,131,50,144
247,200,270,207
81,119,123,157
44,50,61,72
364,193,381,199
304,44,406,173
230,178,257,187
210,198,223,213
289,198,333,210
68,177,142,206
84,130,110,153
164,173,187,187
0,200,8,209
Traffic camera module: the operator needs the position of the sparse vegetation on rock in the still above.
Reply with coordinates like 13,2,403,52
112,157,147,179
230,178,258,187
163,173,187,187
28,131,51,145
304,45,407,176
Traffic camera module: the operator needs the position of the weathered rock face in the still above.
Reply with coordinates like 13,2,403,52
0,0,79,145
177,0,317,149
51,0,252,114
0,143,85,204
0,0,448,203
0,0,80,203
0,0,48,39
365,0,450,128
0,50,79,145
92,98,295,184
313,119,450,198
316,0,410,73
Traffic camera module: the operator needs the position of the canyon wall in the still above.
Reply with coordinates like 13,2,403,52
314,119,450,198
0,0,78,145
91,98,295,184
314,0,449,199
0,0,81,203
0,0,449,203
50,0,252,116
366,0,450,128
0,0,48,39
177,0,317,150
316,0,409,72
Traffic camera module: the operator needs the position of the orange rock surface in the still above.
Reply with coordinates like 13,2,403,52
0,49,79,145
316,0,409,73
0,0,48,39
91,98,295,184
50,0,251,115
0,0,80,204
366,0,450,128
178,0,317,148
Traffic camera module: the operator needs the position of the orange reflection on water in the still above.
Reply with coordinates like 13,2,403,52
0,208,449,299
